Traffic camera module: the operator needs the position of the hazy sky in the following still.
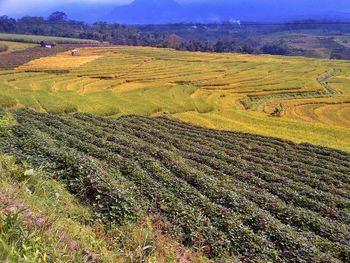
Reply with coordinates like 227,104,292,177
0,0,127,15
0,0,349,16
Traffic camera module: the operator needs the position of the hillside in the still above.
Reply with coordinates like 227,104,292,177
3,15,350,59
108,0,350,24
0,152,207,262
1,108,349,261
0,46,349,151
1,1,350,262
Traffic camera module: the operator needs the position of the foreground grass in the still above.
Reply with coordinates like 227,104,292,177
0,154,210,263
0,46,349,151
2,108,349,262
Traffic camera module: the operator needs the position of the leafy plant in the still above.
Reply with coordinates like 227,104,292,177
1,108,349,261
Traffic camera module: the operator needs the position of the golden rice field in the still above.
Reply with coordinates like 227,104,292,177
0,46,350,151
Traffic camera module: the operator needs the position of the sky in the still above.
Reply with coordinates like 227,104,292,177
0,0,349,18
0,0,131,15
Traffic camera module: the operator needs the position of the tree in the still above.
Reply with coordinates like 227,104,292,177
17,16,47,35
262,40,289,55
214,41,224,52
242,44,255,54
48,12,68,22
166,34,182,50
0,16,16,33
262,44,288,55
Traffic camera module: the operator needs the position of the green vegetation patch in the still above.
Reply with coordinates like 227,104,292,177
0,33,99,45
0,153,208,263
2,108,350,262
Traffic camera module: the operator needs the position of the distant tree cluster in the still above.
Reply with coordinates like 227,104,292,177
0,14,144,45
1,14,349,58
0,13,259,54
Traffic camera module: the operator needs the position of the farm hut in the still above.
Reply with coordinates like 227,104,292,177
40,41,57,48
70,49,79,56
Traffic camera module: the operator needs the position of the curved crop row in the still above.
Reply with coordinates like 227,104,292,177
1,108,350,262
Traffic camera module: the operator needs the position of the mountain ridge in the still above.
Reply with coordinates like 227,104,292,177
108,0,350,24
21,0,350,24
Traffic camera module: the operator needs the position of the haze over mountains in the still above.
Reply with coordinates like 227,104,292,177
1,0,350,23
108,0,350,24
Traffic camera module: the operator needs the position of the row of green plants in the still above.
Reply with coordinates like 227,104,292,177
28,110,350,260
1,108,350,262
0,150,205,263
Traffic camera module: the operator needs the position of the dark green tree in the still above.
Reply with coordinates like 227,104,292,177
48,12,68,22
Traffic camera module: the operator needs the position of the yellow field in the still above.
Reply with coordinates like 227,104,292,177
0,41,37,53
0,46,349,151
18,49,103,70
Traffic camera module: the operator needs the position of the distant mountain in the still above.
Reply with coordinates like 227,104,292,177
46,3,115,23
19,0,350,24
109,0,185,24
108,0,350,24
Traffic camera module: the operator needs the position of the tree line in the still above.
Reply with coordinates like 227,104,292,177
0,12,286,55
3,12,348,57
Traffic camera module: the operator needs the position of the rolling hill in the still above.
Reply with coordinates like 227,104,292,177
1,108,349,261
108,0,350,24
0,45,349,151
0,36,349,262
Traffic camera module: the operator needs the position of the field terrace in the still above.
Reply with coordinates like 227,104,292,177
0,46,349,151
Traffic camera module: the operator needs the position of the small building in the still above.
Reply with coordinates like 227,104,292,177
40,41,57,48
70,49,79,56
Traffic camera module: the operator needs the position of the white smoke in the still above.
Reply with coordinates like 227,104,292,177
229,18,241,25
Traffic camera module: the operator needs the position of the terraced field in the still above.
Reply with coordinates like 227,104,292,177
0,33,100,44
1,108,349,262
0,41,37,53
0,46,350,150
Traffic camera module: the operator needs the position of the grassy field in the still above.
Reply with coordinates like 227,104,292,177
1,108,349,261
0,46,349,151
0,33,100,44
0,41,37,53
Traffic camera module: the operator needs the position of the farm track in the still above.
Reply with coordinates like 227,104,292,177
1,108,350,262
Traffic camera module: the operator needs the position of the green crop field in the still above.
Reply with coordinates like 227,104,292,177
1,108,349,262
0,46,349,151
0,33,100,44
0,41,37,53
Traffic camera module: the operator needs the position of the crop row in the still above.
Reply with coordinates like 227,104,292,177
1,108,350,262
